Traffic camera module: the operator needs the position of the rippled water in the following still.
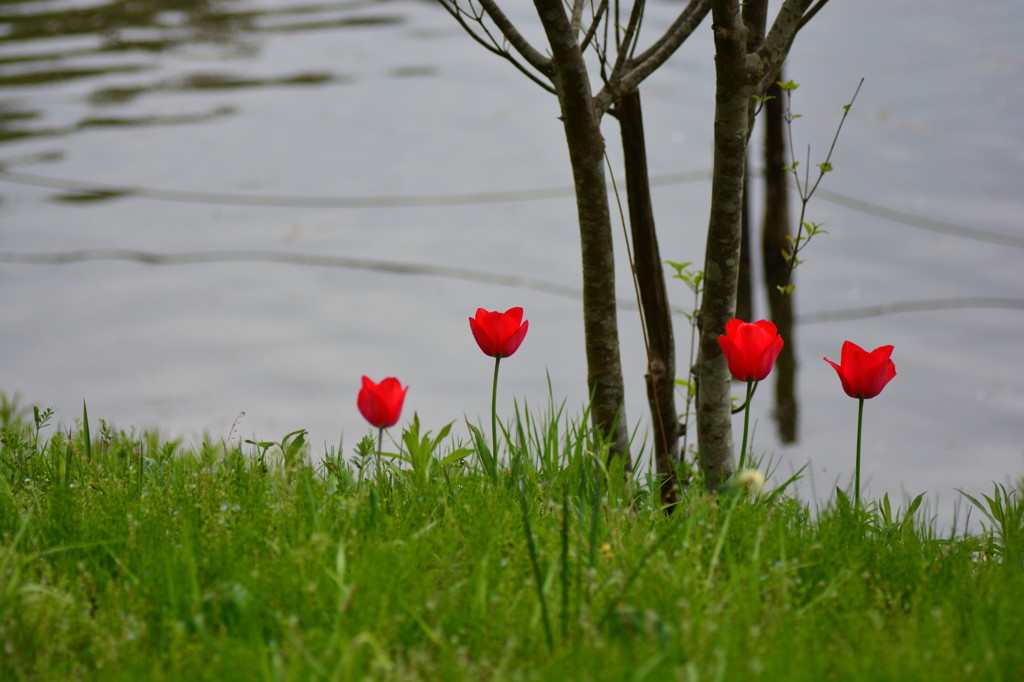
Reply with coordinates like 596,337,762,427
2,0,1022,522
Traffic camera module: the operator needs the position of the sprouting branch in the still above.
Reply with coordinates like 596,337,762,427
780,77,863,291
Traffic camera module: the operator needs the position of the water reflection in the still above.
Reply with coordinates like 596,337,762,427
88,71,341,106
0,0,399,147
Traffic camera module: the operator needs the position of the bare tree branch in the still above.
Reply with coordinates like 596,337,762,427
626,2,649,63
748,0,812,88
608,0,646,79
570,0,586,36
438,0,556,93
629,0,709,66
580,0,608,52
594,0,710,114
797,0,832,31
460,0,557,77
477,0,555,77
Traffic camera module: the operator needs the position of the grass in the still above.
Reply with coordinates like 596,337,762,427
0,396,1022,681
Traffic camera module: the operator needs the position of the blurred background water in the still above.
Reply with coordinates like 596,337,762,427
1,0,1022,524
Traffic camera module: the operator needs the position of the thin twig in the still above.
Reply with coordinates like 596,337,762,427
438,1,557,93
580,0,608,52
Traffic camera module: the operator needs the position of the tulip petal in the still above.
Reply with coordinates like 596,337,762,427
469,315,497,356
501,319,529,357
724,318,745,336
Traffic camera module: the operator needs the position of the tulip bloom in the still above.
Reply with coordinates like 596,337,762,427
824,341,896,508
469,307,528,465
717,318,784,470
357,376,407,429
717,318,784,382
824,341,897,399
469,307,529,359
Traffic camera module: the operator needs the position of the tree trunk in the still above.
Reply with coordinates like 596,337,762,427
737,157,754,323
736,0,766,326
762,72,798,443
696,0,750,488
533,0,631,467
616,88,681,505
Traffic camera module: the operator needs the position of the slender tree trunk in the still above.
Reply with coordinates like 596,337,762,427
737,157,753,323
533,0,631,467
762,72,798,443
736,0,766,327
616,88,681,504
696,0,750,488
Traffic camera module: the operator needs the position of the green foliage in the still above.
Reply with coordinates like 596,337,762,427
246,428,308,469
0,399,1021,681
958,483,1024,565
389,414,472,488
666,260,703,299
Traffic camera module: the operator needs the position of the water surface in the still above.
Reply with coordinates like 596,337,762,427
2,0,1022,524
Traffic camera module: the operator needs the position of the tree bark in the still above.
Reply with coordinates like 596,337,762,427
696,0,750,488
762,73,798,443
533,0,631,467
616,88,681,504
736,157,753,323
735,0,765,326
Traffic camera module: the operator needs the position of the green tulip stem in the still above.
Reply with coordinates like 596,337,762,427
738,379,755,471
491,355,502,460
376,426,384,474
855,397,865,508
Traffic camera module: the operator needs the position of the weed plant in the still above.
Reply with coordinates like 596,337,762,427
0,399,1021,681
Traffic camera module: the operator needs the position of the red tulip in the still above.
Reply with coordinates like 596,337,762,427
357,376,407,428
469,307,529,358
717,318,784,382
824,341,896,399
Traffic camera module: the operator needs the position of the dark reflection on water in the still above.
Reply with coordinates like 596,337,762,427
2,105,235,144
1,0,255,54
88,71,342,106
0,0,402,144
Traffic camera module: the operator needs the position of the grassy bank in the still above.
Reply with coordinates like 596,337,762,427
1,400,1021,681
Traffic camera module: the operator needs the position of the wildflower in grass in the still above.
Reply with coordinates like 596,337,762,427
357,376,407,465
735,468,765,496
824,341,896,507
469,307,529,458
717,318,784,470
600,542,614,559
